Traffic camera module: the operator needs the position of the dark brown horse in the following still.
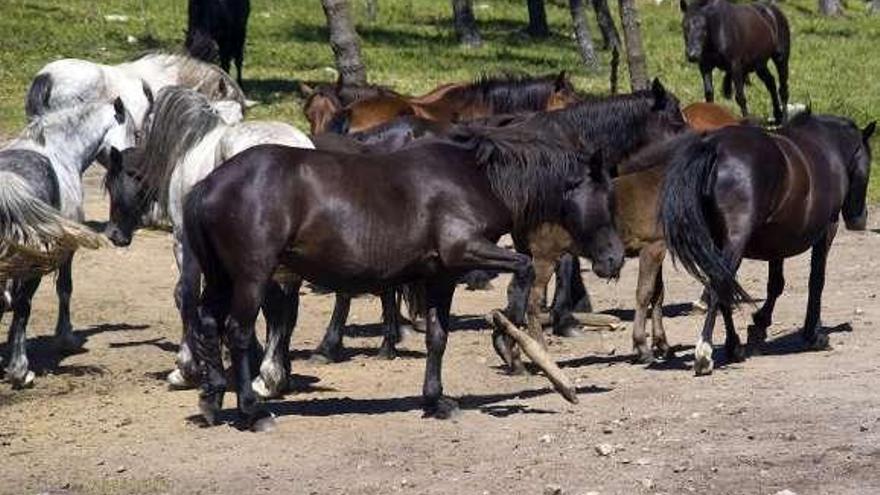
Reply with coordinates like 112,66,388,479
306,72,580,135
680,0,790,123
184,123,623,429
661,111,874,376
300,80,402,135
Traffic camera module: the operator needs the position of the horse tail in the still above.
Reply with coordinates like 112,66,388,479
0,172,105,279
722,73,732,100
183,181,224,288
25,73,53,118
400,282,426,323
659,137,750,306
609,44,620,95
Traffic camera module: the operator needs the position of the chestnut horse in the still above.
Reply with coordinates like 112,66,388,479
661,111,874,376
682,102,742,132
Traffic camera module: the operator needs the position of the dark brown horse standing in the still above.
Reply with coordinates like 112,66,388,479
680,0,790,123
184,123,623,430
661,111,874,376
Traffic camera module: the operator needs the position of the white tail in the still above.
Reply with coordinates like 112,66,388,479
0,171,105,278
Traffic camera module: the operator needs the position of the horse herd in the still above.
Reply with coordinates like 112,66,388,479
0,1,875,433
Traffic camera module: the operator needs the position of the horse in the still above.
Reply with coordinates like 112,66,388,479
497,80,686,374
26,52,247,144
101,86,313,396
682,102,742,132
0,98,137,388
680,0,790,123
186,0,251,86
182,121,623,430
300,80,403,135
308,72,580,135
660,110,875,376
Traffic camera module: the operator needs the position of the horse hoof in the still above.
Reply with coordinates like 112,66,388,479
653,343,674,361
252,375,285,400
167,368,196,390
55,332,84,354
726,343,746,363
507,360,527,376
376,347,397,361
424,396,460,420
807,333,831,351
693,341,714,376
250,411,277,433
10,370,35,390
633,350,654,365
199,394,224,426
309,351,337,365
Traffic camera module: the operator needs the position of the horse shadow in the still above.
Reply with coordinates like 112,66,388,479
755,323,853,357
242,79,302,105
602,303,696,322
0,323,148,378
195,383,611,424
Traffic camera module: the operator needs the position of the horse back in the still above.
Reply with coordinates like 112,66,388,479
720,2,789,64
0,150,60,208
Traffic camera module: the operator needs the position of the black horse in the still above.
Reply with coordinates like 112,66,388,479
183,122,624,430
660,110,874,376
186,0,250,86
680,0,790,123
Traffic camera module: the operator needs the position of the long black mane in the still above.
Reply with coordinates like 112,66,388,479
452,72,573,114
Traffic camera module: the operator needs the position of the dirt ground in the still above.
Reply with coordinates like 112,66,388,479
1,167,879,495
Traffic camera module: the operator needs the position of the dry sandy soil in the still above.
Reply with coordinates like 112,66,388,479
1,168,879,495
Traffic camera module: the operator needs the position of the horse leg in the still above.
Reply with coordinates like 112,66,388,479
253,279,301,399
311,292,351,363
633,242,663,363
773,54,790,121
550,254,591,337
53,254,82,352
721,303,745,363
377,288,401,360
694,239,746,376
195,286,228,426
227,279,274,431
700,65,714,103
802,226,836,350
650,261,673,360
755,63,783,124
528,254,555,345
422,278,458,419
169,234,203,389
4,278,41,388
747,259,784,353
731,68,749,118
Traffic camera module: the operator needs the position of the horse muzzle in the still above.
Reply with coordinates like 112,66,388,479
104,224,133,247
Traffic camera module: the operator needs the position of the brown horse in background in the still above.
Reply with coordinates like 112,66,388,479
303,72,580,135
682,102,742,132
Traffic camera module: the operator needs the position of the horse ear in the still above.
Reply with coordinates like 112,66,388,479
555,70,568,91
650,78,667,109
863,121,877,142
113,97,126,123
299,81,315,96
680,0,688,13
141,81,154,114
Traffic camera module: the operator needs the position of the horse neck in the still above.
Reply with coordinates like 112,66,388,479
119,55,178,91
31,106,114,177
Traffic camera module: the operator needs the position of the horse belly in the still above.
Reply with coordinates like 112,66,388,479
745,221,828,260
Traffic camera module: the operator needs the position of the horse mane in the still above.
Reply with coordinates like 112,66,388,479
450,119,595,228
131,52,246,107
455,73,569,114
540,89,683,167
138,86,223,207
19,101,111,147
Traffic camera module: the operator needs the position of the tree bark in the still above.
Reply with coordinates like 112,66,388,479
870,0,880,14
618,0,648,91
591,0,620,51
526,0,551,38
569,0,598,70
818,0,844,15
321,0,368,85
365,0,378,22
452,0,482,46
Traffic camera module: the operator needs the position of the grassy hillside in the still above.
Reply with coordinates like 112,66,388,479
1,0,878,197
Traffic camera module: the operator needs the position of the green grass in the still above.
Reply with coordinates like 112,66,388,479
1,0,878,198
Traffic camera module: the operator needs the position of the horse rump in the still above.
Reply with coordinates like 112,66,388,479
659,136,750,306
0,172,104,279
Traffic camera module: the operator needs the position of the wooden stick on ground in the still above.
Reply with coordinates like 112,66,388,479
489,310,579,405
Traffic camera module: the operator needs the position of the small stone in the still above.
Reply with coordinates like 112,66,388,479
126,35,138,45
618,458,631,465
595,443,614,456
580,492,600,495
854,307,864,316
116,466,126,473
672,465,688,473
640,478,655,490
540,434,554,444
859,424,869,432
690,412,701,419
783,433,798,441
772,490,798,495
544,483,563,495
635,458,651,466
602,427,613,434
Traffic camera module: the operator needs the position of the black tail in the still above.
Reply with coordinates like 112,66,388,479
183,182,222,287
401,282,426,323
659,136,750,306
25,73,52,118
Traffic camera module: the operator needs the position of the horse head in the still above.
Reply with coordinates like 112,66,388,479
103,146,152,247
680,0,713,62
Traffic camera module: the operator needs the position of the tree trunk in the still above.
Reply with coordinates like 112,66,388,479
591,0,620,51
818,0,844,15
365,0,378,22
452,0,482,46
321,0,368,85
526,0,550,38
569,0,598,70
618,0,648,91
870,0,880,14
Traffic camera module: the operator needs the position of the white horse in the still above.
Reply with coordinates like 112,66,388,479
0,98,138,387
102,86,313,396
26,53,247,143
